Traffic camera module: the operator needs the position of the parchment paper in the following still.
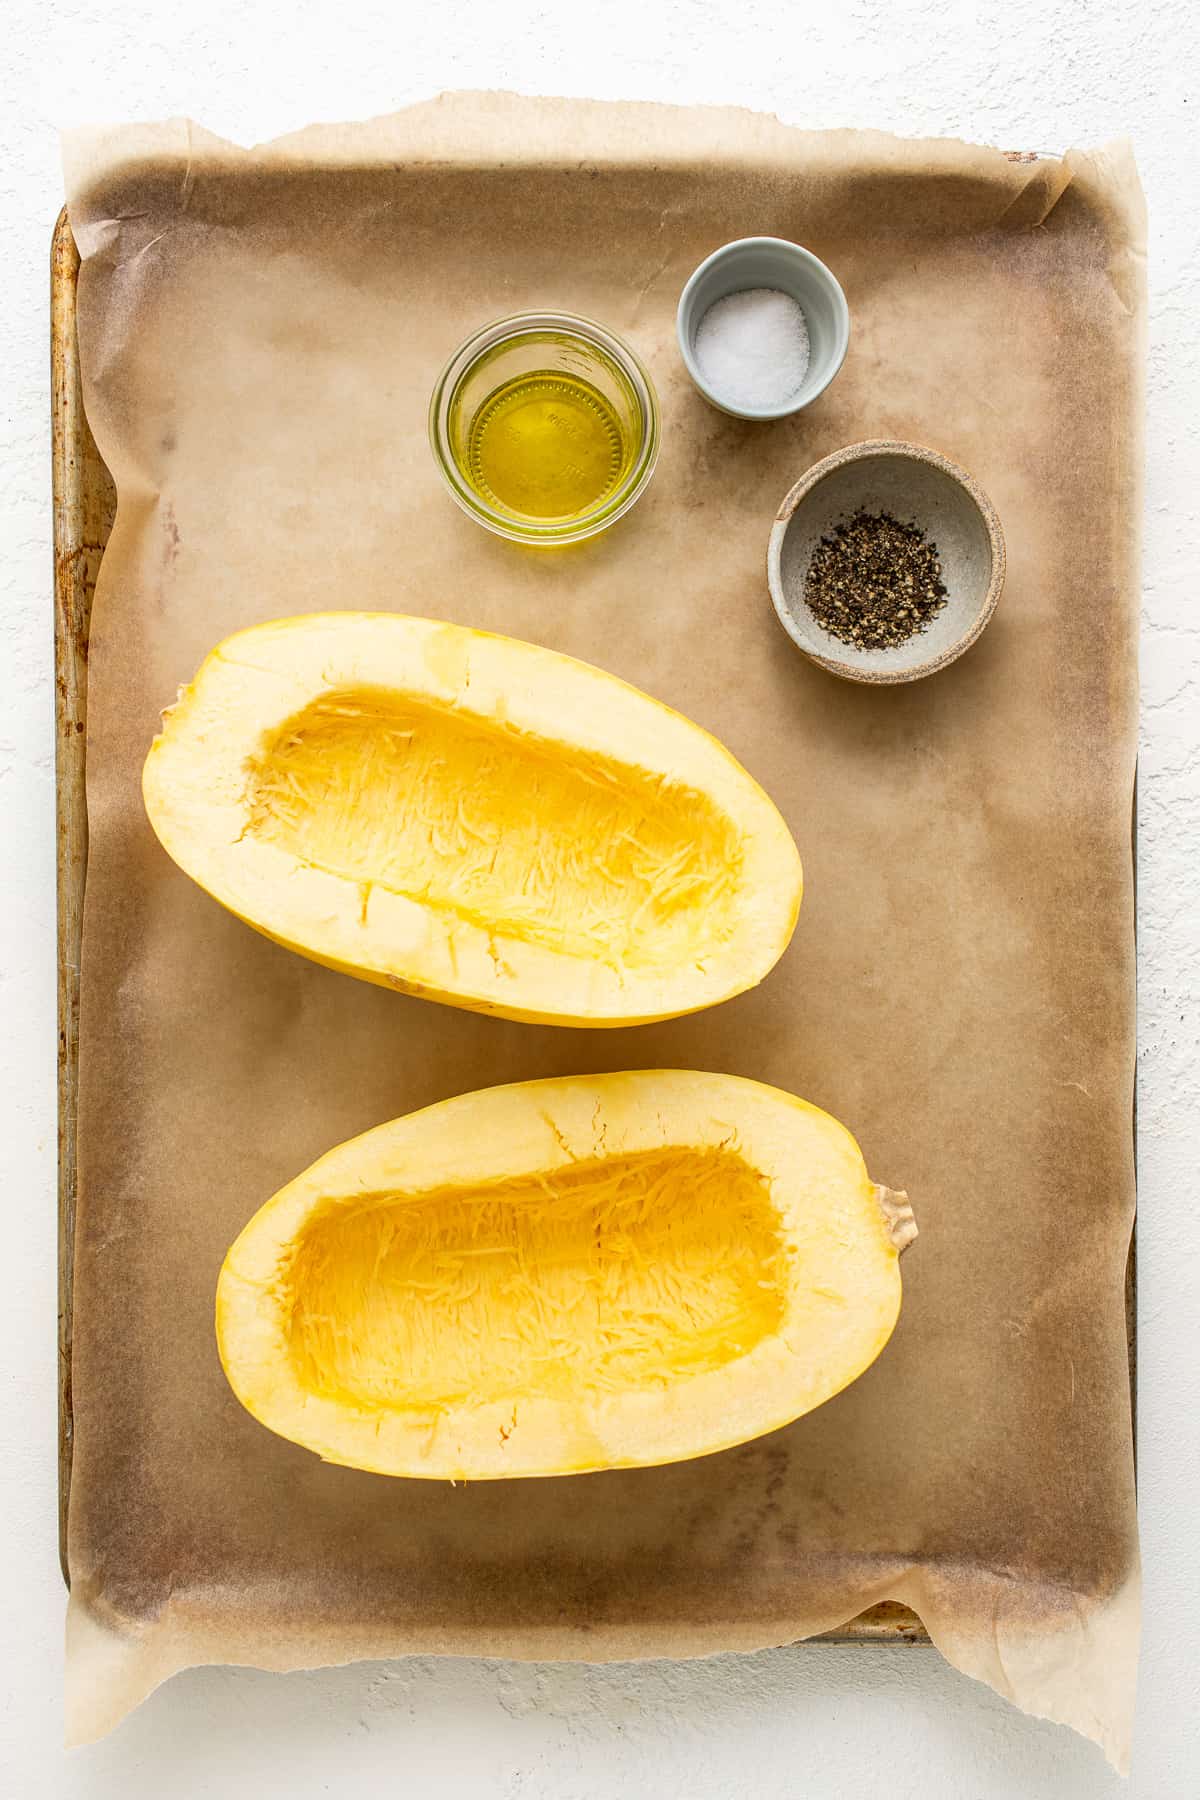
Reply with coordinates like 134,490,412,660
62,97,1143,1767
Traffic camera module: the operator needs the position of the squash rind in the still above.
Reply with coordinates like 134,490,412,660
216,1072,911,1480
142,614,803,1026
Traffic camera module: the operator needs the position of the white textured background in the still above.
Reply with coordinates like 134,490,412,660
4,3,1197,1794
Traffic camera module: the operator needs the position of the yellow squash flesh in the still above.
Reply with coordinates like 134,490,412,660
142,614,802,1026
216,1072,916,1480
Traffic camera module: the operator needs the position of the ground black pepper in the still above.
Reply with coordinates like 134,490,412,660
804,509,948,649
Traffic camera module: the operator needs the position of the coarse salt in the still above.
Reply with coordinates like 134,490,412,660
693,287,811,412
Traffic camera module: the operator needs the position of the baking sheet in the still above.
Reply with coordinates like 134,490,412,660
60,96,1143,1766
51,211,116,1572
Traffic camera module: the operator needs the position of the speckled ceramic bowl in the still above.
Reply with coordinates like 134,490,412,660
767,441,1006,684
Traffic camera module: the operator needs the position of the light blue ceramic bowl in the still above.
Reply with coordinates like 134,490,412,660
676,236,850,421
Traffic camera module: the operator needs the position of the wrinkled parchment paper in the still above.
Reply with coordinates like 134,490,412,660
62,97,1143,1766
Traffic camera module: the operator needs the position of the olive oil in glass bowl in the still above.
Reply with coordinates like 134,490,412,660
429,312,659,545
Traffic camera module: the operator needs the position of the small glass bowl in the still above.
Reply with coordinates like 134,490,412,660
428,311,660,546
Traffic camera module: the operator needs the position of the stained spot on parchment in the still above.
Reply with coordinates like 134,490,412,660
153,500,182,614
162,503,181,564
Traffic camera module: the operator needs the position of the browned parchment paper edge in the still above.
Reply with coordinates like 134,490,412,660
58,97,1145,1768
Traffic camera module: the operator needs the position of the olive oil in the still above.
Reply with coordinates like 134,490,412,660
466,370,633,521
